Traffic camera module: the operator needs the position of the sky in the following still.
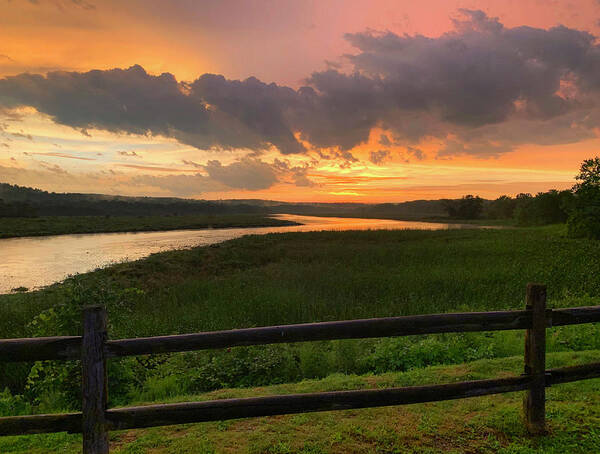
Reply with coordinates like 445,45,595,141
1,0,600,202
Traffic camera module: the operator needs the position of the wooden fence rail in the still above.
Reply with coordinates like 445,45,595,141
1,284,600,453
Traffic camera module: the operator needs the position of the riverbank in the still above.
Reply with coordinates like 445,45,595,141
0,214,299,239
1,216,491,294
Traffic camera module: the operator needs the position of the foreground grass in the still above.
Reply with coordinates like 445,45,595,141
3,350,599,453
1,225,600,394
0,214,297,238
1,226,599,430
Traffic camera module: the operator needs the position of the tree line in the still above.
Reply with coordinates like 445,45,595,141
0,184,267,217
0,183,449,219
2,157,599,238
443,157,600,239
443,191,574,225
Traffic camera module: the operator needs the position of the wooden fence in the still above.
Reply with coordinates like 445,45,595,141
1,283,600,453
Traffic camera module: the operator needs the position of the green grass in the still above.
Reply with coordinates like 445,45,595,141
419,216,517,226
4,223,594,338
2,351,599,453
0,225,599,451
1,226,599,389
0,214,298,238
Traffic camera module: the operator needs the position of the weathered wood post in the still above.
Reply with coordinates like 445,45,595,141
82,306,109,453
523,283,547,435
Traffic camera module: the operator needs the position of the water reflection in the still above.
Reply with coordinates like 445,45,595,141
0,214,489,294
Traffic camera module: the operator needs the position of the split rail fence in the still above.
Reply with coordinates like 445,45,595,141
0,283,600,453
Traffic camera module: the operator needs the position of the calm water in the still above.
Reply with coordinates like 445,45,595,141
0,215,488,294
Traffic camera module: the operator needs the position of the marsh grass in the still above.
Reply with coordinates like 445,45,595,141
5,224,597,337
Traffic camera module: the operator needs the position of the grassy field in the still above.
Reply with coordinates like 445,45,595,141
2,351,600,453
0,214,298,238
0,225,599,452
3,224,597,336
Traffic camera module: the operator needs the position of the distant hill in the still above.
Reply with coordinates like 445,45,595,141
0,182,450,219
0,183,266,217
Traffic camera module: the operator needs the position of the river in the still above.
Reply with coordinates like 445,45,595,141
0,214,490,294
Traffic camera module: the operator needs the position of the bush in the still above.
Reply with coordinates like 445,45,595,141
567,157,600,239
363,333,521,374
24,281,142,409
0,388,31,416
567,187,600,239
173,346,300,393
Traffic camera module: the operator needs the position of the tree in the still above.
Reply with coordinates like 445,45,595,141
485,195,517,219
574,157,600,190
567,157,600,239
443,195,484,219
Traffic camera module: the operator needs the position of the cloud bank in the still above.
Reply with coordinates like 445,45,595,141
1,9,600,162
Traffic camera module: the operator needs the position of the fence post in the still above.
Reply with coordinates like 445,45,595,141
523,283,547,435
82,306,109,454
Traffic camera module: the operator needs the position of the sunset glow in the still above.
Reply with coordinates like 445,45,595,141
2,0,600,201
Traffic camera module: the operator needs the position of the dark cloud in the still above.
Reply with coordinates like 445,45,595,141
1,10,600,160
25,0,95,10
190,74,305,155
299,9,600,155
135,157,298,194
117,163,196,172
378,134,391,146
70,0,95,9
131,173,219,197
294,71,384,150
406,146,424,160
291,172,314,187
272,158,316,187
0,65,209,140
135,157,310,194
181,159,203,168
369,149,391,165
39,161,68,174
0,65,306,155
117,150,140,157
11,132,33,140
204,158,278,190
30,152,95,160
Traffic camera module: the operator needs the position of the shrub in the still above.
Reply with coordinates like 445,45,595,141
567,186,600,239
0,388,31,416
24,282,142,409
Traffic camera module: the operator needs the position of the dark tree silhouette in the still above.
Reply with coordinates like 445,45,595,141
443,195,484,219
568,157,600,239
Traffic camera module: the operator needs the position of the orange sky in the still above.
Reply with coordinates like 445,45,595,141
1,0,599,202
